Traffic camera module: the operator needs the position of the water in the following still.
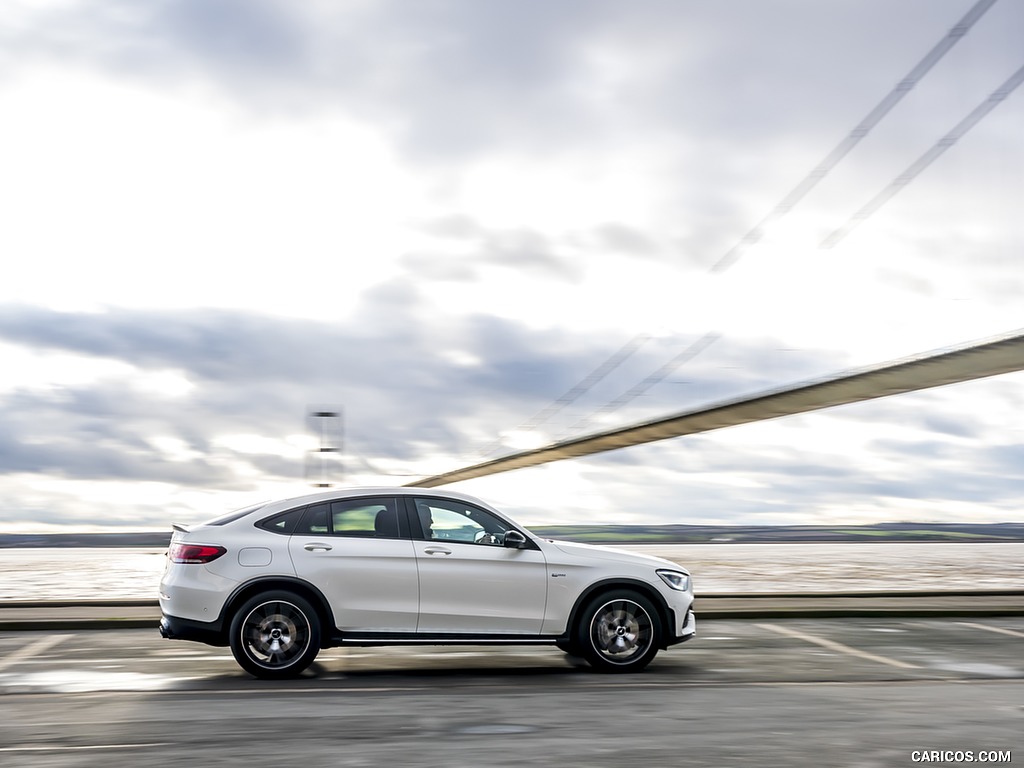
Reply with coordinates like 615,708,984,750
0,542,1021,601
0,548,169,602
630,542,1024,593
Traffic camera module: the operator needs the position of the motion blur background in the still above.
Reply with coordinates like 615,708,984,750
1,0,1022,531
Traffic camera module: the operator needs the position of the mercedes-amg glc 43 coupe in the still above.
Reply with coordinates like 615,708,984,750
159,487,696,678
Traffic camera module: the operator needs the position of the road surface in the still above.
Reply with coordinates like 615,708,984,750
0,617,1021,766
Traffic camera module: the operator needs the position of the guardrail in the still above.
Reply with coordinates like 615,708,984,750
1,591,1022,631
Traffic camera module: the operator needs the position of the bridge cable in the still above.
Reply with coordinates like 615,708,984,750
557,0,1000,438
711,0,998,271
821,61,1024,248
477,0,996,457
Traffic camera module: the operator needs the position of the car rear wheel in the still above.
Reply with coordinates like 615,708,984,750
229,591,321,679
576,589,661,673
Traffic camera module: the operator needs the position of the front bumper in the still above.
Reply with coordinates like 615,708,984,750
666,607,697,647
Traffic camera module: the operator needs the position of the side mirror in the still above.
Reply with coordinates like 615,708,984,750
504,530,527,549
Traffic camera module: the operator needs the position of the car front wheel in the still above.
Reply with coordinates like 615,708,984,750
229,591,321,679
576,590,661,673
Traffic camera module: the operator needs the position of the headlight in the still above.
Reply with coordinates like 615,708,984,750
657,569,691,592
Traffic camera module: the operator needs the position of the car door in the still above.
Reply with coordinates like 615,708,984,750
288,497,419,633
409,496,548,634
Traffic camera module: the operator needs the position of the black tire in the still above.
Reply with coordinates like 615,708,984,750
229,590,321,679
575,589,661,673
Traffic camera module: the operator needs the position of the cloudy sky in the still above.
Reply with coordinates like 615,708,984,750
1,0,1022,531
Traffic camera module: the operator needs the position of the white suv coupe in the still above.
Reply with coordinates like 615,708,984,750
159,487,696,678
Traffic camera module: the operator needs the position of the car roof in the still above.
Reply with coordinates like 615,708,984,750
252,486,496,516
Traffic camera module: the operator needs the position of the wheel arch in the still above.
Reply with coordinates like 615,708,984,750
566,578,674,650
221,577,337,647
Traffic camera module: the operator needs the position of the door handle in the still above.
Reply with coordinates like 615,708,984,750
424,546,452,556
304,542,333,552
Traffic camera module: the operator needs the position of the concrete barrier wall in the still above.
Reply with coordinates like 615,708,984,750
2,591,1022,631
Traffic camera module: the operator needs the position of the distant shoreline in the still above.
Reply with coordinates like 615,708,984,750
2,522,1023,548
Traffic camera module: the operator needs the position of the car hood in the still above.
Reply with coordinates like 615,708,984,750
544,539,687,572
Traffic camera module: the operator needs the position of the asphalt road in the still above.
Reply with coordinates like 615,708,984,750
1,618,1021,766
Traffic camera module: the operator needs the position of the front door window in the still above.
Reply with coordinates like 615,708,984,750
414,498,511,546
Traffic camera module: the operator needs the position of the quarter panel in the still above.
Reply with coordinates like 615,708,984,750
160,523,296,624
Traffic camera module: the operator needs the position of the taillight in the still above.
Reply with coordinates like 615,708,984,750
168,543,227,564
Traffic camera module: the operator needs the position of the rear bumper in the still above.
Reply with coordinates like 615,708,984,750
159,613,227,647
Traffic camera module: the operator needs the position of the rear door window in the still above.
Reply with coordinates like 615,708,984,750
295,503,330,535
289,498,404,539
331,498,401,539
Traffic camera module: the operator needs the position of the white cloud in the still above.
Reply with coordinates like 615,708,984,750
0,67,422,320
0,0,1022,529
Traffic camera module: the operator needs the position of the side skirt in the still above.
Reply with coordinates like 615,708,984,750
328,632,570,648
